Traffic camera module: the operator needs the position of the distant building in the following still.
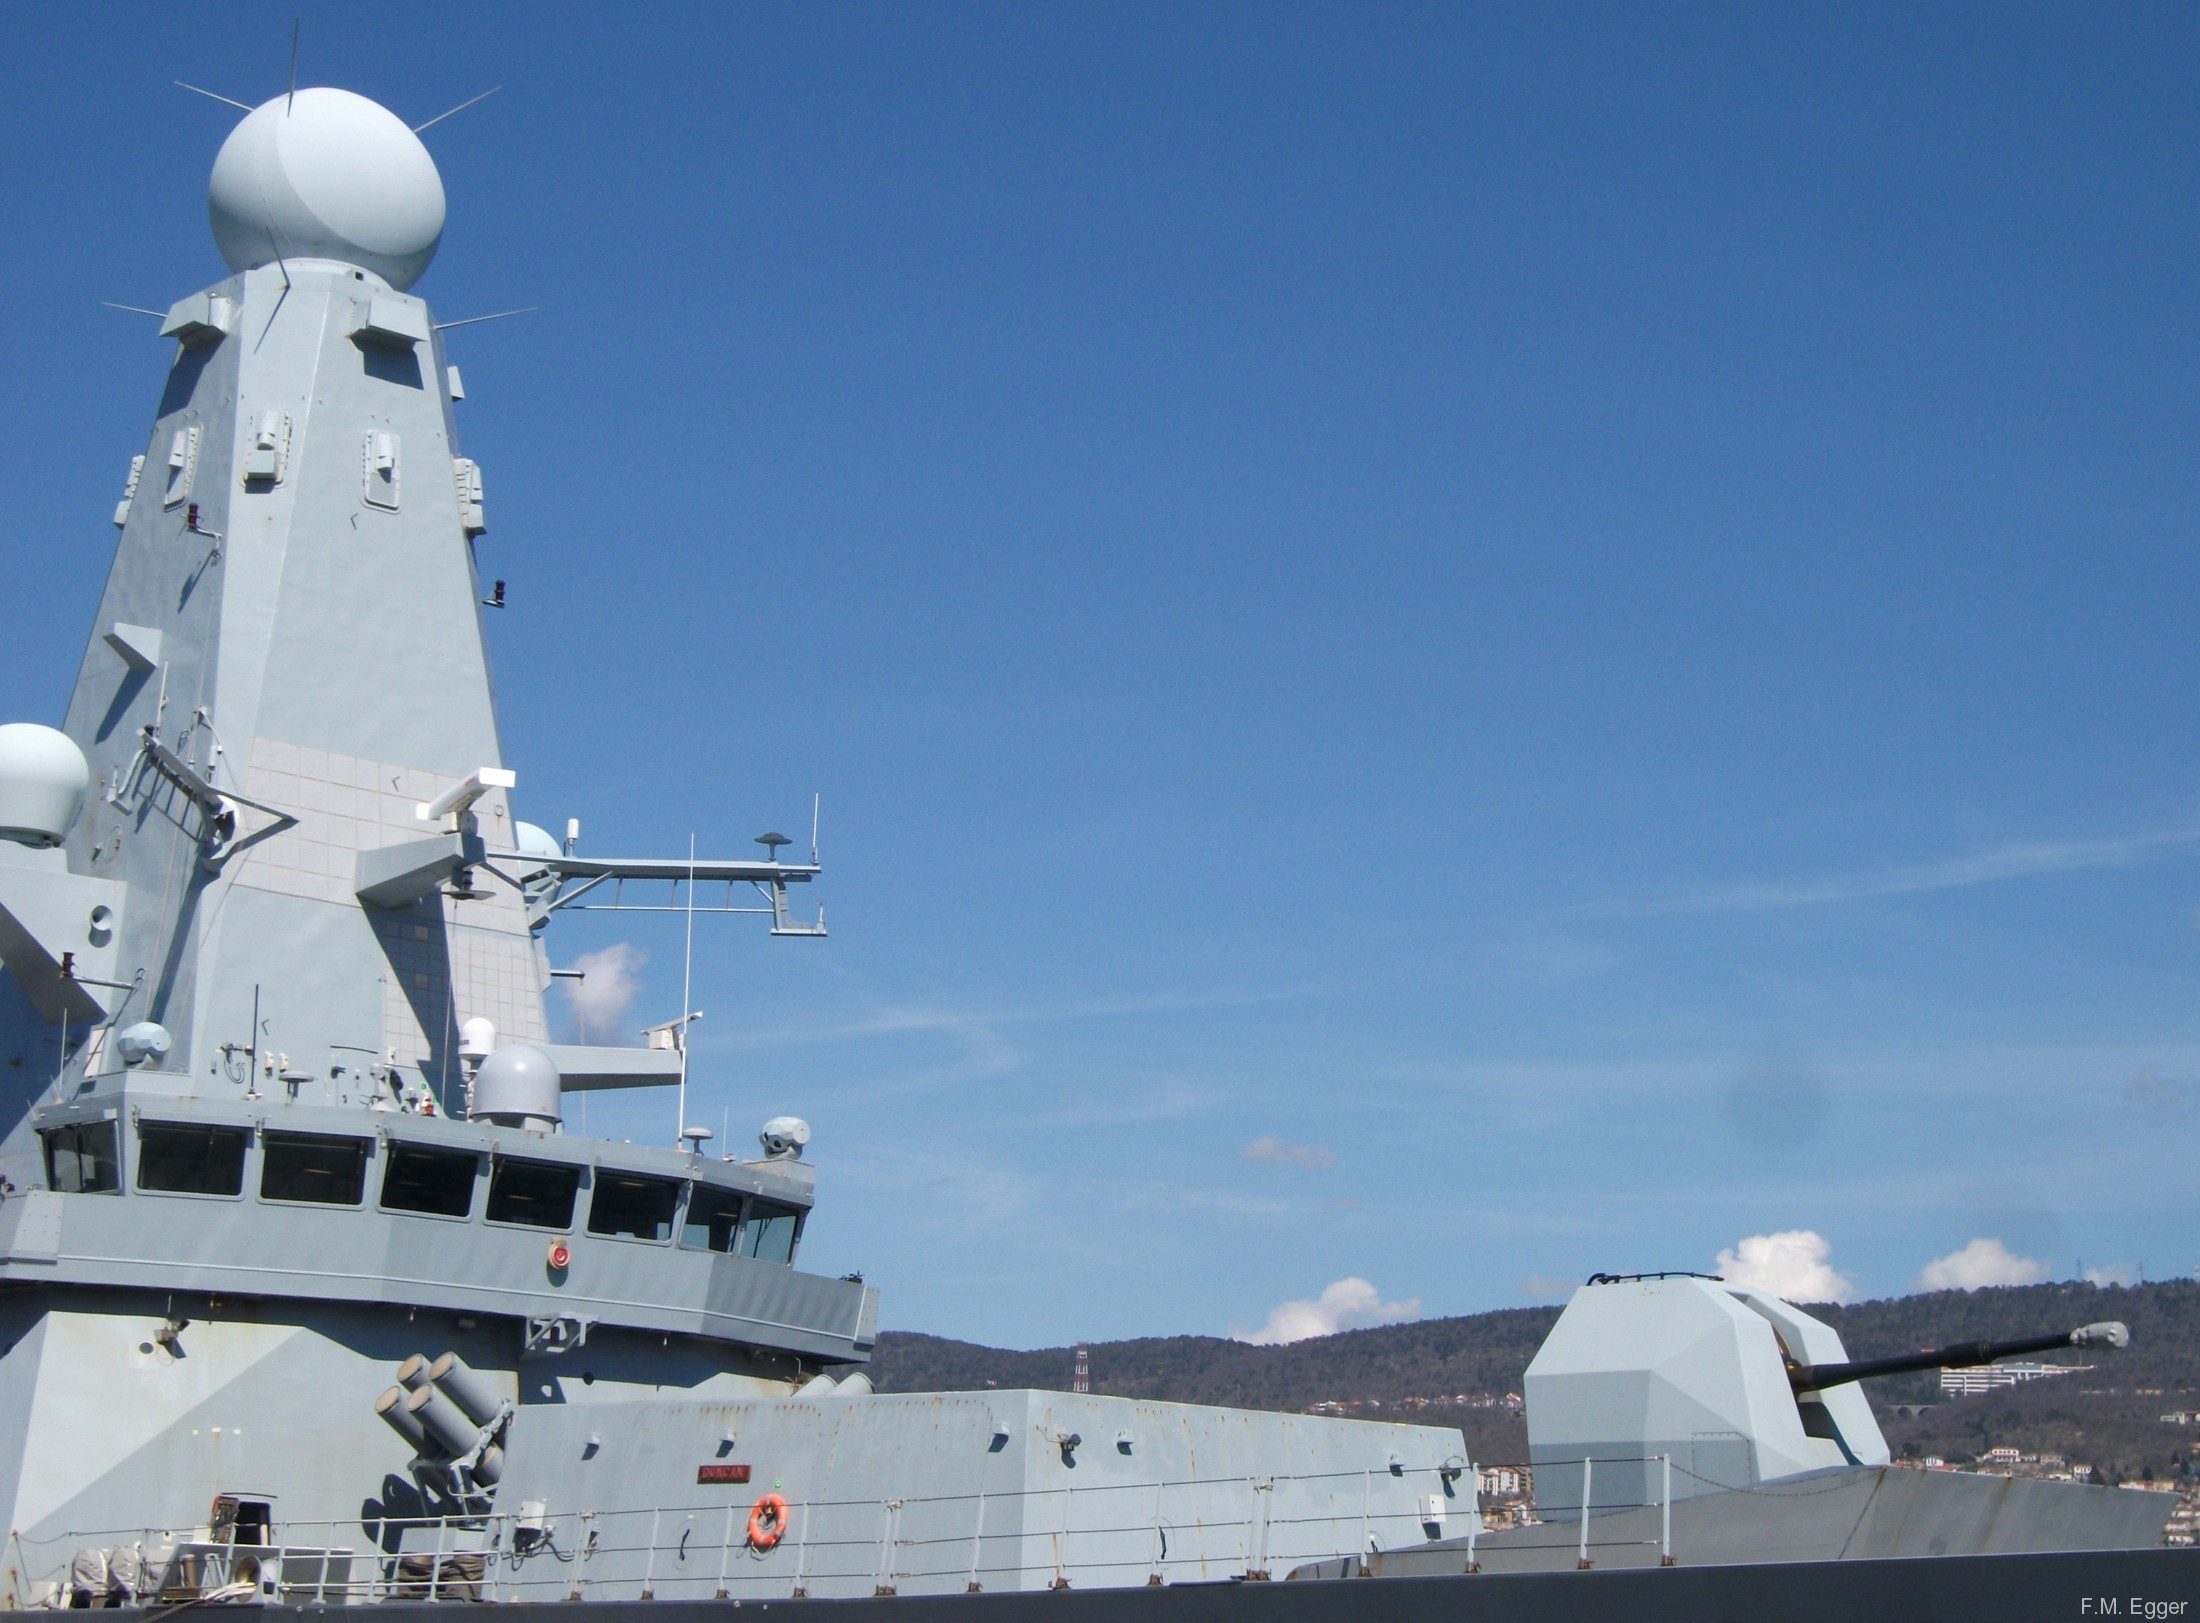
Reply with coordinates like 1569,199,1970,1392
1980,1447,2025,1468
1938,1361,2084,1396
1478,1465,1528,1499
1071,1344,1090,1394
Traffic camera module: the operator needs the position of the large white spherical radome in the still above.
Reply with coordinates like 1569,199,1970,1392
208,88,446,290
0,723,91,848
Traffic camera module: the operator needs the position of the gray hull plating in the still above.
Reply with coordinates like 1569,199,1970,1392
286,1548,2198,1623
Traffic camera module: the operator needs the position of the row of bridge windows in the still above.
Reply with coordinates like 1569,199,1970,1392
39,1119,801,1263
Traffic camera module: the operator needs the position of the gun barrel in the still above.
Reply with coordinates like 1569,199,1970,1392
1787,1322,2128,1392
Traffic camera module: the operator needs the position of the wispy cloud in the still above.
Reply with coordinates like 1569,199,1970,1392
1517,1273,1577,1304
725,984,1312,1053
1243,1134,1338,1171
1624,825,2200,917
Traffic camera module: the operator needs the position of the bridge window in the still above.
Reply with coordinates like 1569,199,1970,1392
742,1199,802,1265
261,1132,370,1205
381,1143,479,1217
588,1172,680,1242
485,1157,579,1229
137,1123,250,1196
681,1185,744,1253
41,1122,119,1194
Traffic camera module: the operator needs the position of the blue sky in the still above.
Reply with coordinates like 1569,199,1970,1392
4,4,2197,1346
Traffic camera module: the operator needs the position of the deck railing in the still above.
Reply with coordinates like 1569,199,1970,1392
4,1463,1474,1606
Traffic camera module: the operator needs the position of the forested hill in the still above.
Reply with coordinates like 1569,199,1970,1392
869,1279,2200,1480
870,1304,1559,1412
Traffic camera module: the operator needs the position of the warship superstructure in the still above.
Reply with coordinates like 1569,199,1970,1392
0,84,2184,1622
0,87,1458,1607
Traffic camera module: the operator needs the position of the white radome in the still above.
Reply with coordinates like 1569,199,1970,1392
513,821,563,861
470,1043,562,1130
208,88,446,290
0,723,91,848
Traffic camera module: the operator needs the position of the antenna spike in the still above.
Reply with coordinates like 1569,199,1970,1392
811,793,821,865
413,85,502,134
431,307,539,333
175,82,255,113
286,20,299,114
101,302,168,319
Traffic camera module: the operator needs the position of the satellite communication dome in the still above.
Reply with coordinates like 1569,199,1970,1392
115,1022,174,1067
514,821,563,861
0,724,90,848
470,1043,562,1132
208,88,446,290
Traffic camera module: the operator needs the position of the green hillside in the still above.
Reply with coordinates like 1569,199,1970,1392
870,1279,2200,1482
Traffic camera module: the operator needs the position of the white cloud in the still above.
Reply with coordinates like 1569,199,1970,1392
1918,1237,2048,1292
2084,1263,2137,1288
1243,1134,1338,1171
1714,1230,1856,1303
1234,1278,1420,1345
556,942,648,1044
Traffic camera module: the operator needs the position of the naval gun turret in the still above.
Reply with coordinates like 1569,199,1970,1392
1522,1272,2130,1511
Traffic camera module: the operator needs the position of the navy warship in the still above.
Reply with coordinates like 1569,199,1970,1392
0,85,2185,1623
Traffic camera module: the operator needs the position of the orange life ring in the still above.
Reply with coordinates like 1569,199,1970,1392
747,1493,789,1551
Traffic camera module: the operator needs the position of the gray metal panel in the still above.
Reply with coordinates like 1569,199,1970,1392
542,1045,684,1091
1340,1466,2177,1577
0,1191,64,1263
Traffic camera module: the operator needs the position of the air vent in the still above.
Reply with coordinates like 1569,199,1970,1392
161,426,199,507
363,432,401,511
113,455,143,527
454,458,485,535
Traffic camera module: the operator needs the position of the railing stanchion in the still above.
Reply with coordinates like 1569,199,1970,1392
1661,1454,1674,1566
965,1490,988,1592
430,1512,448,1602
715,1503,736,1599
639,1508,661,1599
1147,1482,1164,1587
574,1510,596,1602
789,1498,809,1599
1050,1484,1071,1589
874,1498,902,1596
1576,1457,1593,1569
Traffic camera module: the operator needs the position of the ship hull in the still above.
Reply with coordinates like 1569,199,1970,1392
276,1547,2196,1623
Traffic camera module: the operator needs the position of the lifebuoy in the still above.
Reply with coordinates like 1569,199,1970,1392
747,1492,789,1551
